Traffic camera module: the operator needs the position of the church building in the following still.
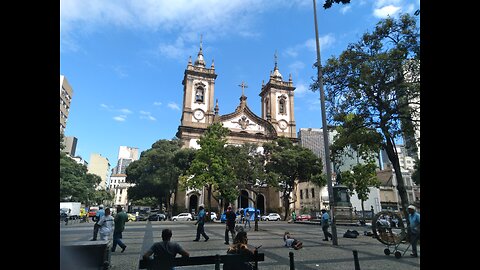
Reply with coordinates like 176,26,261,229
175,43,297,215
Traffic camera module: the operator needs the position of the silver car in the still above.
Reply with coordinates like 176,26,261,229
261,213,281,221
172,213,193,221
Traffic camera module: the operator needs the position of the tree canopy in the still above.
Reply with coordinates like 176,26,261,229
263,137,324,220
126,139,189,215
311,13,420,218
180,123,236,212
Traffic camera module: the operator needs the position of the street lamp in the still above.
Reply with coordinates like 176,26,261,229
312,0,338,245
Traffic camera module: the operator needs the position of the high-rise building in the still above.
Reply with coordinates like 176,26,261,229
60,75,73,133
62,136,77,156
87,153,110,190
118,146,139,160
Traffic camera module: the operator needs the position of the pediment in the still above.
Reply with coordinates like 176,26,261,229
219,104,277,137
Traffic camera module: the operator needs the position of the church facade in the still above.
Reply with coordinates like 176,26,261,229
175,44,298,215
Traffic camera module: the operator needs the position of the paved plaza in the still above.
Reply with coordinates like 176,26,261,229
60,220,420,270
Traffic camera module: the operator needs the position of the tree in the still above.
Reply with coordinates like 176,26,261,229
225,143,267,230
340,162,380,222
322,0,351,9
263,137,324,221
181,123,236,213
311,13,420,219
126,139,186,216
411,159,420,186
60,132,101,204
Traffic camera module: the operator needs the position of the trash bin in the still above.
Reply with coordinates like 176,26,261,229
60,240,111,270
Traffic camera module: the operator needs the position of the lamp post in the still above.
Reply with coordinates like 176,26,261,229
312,0,338,245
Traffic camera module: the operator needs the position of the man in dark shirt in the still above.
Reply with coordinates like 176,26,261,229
143,228,189,270
225,206,237,245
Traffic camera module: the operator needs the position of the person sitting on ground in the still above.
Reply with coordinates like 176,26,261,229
224,231,258,270
283,231,303,250
143,228,190,270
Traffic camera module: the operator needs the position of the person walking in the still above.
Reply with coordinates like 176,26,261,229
291,210,296,222
143,228,190,270
224,206,237,245
193,205,209,242
97,207,114,241
407,205,420,257
244,211,251,229
111,205,128,252
321,209,332,241
91,205,105,240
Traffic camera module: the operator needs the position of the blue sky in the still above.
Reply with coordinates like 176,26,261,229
60,0,420,167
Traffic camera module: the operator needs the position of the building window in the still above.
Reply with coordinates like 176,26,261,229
300,190,303,200
305,189,309,199
279,99,285,114
311,188,315,198
195,86,204,103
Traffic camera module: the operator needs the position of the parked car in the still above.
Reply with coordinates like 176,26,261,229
171,213,193,221
136,212,150,221
209,212,218,221
127,213,136,222
148,213,166,221
296,214,312,221
261,213,281,221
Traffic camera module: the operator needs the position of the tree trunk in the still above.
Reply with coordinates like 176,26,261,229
361,200,365,223
384,134,410,222
207,184,212,214
283,193,290,221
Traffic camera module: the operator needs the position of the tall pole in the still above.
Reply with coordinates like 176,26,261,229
312,0,337,245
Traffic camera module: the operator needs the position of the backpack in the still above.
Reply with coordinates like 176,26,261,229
343,230,359,238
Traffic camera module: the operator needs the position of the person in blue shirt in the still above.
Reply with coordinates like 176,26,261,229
321,209,332,241
91,204,105,241
193,205,209,242
407,205,420,257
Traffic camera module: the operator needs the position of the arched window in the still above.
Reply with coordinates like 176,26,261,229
195,87,204,103
279,98,285,114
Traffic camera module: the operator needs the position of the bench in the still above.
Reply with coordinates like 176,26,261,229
139,250,265,270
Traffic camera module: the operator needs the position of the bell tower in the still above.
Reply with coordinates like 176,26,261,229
177,39,218,148
259,52,296,138
180,40,217,128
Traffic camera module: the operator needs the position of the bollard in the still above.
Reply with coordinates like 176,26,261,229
353,250,361,270
289,251,295,270
215,254,220,270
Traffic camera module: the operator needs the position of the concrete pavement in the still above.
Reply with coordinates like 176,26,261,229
60,220,420,270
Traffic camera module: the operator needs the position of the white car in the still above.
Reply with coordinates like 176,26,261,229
172,213,193,221
262,213,281,221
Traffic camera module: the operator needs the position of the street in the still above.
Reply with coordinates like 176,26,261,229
60,220,420,270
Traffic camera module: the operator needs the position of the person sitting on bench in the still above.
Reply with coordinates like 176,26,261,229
143,228,190,270
224,231,258,270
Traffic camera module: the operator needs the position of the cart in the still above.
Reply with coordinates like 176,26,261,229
371,210,411,259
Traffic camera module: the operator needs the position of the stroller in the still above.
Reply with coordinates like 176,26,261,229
371,210,411,259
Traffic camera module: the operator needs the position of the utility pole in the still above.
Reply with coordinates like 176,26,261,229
312,0,338,245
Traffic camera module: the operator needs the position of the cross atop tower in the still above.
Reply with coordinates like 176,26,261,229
238,81,248,96
274,50,278,68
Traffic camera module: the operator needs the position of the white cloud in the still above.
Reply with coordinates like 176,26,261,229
153,101,162,106
139,111,156,121
119,109,133,114
340,5,352,14
113,65,128,78
285,35,336,59
373,5,402,18
168,102,180,111
113,115,126,122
